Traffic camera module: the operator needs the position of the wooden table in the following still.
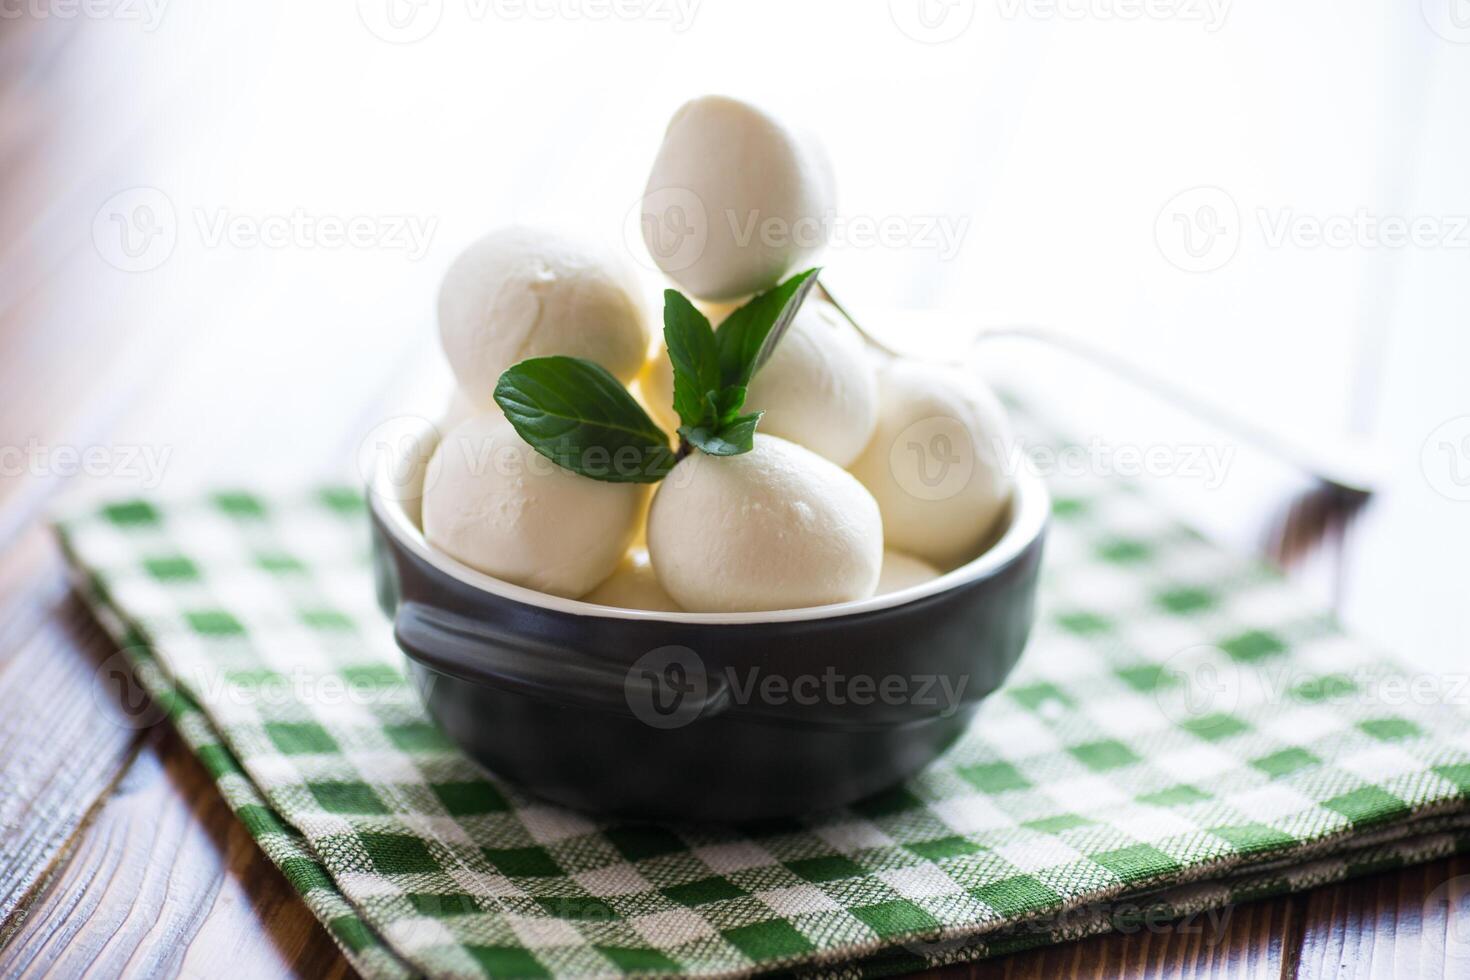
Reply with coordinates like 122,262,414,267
2,10,1468,979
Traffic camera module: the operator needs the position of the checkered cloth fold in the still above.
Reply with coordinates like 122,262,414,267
54,445,1470,979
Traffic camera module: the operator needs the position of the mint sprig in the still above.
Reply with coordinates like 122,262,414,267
493,268,820,482
663,268,820,456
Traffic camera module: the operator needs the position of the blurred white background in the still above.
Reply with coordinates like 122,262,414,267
6,0,1468,665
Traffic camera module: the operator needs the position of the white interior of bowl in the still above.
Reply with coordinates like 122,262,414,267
371,419,1048,624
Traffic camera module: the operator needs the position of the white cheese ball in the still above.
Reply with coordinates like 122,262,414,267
398,391,485,527
877,549,941,595
849,361,1015,569
648,435,882,612
638,299,877,466
583,549,682,612
438,226,651,408
642,95,834,301
423,414,643,599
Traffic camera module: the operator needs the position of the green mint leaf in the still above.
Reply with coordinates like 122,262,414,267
680,411,763,457
494,356,674,483
714,268,822,389
662,290,721,429
708,385,748,426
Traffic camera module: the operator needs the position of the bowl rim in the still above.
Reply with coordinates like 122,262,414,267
370,423,1048,625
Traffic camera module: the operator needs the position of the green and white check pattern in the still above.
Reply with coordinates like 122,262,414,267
54,458,1470,979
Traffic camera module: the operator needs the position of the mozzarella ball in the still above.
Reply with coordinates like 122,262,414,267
849,361,1015,568
642,95,834,301
648,435,882,612
438,226,651,407
638,299,877,466
877,549,941,595
423,414,643,598
583,549,682,612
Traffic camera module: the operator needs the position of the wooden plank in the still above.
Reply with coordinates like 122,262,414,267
0,726,353,979
0,584,143,926
1295,856,1470,980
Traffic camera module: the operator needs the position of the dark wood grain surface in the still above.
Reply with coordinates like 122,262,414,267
1,10,1466,980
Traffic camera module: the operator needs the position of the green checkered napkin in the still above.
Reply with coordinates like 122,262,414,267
55,445,1470,979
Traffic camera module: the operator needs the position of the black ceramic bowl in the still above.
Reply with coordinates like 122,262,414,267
369,429,1047,821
